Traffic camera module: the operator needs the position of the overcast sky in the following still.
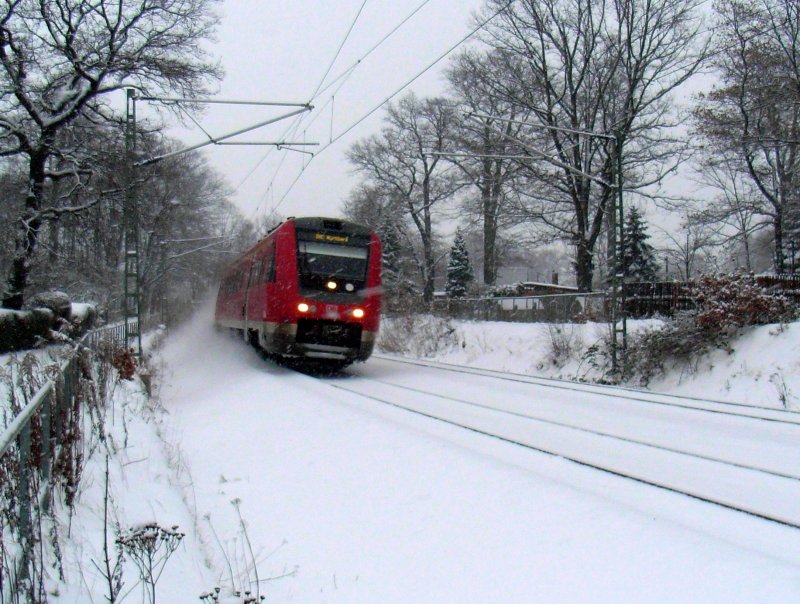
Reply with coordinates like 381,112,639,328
145,0,485,224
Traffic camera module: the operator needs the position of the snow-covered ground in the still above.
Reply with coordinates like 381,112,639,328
388,316,800,410
148,311,800,602
11,309,800,602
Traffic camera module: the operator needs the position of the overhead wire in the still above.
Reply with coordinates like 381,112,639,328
244,0,371,222
309,0,436,103
249,61,365,219
271,1,511,212
250,0,440,218
309,0,370,100
219,0,745,224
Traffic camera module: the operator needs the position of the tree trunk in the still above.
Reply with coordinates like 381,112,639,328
775,204,785,273
2,152,46,309
482,171,498,286
422,204,435,305
742,233,752,272
483,210,497,286
575,239,594,292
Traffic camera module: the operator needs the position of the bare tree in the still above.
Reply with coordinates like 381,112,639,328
693,0,800,272
446,49,528,286
693,152,772,271
348,93,462,303
7,129,245,323
476,0,708,291
343,183,421,309
134,141,235,320
660,217,720,280
0,0,222,309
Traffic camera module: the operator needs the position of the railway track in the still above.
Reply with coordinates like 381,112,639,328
372,354,800,426
322,356,800,530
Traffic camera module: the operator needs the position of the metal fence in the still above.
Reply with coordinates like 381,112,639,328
432,275,800,324
0,321,132,600
432,293,609,323
622,282,696,318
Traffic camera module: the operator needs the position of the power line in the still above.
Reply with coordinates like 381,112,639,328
247,0,440,220
309,0,370,100
310,0,437,103
272,1,512,212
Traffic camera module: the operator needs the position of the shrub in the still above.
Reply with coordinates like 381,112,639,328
491,282,525,297
111,348,137,380
0,308,54,353
621,312,729,385
378,314,458,357
616,273,795,385
545,324,583,368
31,290,71,319
68,303,97,336
691,273,795,332
0,298,97,353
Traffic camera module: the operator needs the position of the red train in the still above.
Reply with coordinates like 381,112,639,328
215,217,382,366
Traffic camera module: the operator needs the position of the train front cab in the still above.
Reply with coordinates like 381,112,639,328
250,218,381,364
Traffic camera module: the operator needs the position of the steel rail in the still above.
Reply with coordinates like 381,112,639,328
348,376,800,482
323,378,800,531
373,355,800,426
0,378,56,457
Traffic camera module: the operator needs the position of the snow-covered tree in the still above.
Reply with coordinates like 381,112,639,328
446,228,474,298
693,0,800,273
348,93,461,304
622,208,659,282
343,183,420,310
0,0,222,309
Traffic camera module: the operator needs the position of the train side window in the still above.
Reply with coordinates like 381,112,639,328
248,257,259,288
223,273,236,293
263,242,275,283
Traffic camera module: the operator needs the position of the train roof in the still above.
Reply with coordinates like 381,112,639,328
290,216,373,236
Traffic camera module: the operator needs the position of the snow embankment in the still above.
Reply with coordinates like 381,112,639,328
378,315,800,410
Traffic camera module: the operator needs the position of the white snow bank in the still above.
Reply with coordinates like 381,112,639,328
378,316,800,410
148,305,800,603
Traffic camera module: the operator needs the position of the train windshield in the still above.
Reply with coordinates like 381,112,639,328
297,241,368,280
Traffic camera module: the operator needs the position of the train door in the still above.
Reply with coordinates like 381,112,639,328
242,254,258,341
248,241,276,348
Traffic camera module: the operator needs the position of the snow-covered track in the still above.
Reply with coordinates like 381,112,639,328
373,354,800,426
323,357,800,530
353,376,800,482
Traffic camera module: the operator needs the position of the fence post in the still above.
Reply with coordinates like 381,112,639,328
17,419,33,589
39,387,52,514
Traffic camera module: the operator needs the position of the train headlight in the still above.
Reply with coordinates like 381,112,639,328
326,280,337,290
352,308,365,319
297,302,310,313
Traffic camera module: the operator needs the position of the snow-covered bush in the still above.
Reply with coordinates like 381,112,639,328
620,313,730,385
691,273,795,332
0,307,54,353
69,303,98,334
31,290,71,319
378,314,458,357
545,324,584,368
614,274,795,385
490,282,525,297
0,298,97,353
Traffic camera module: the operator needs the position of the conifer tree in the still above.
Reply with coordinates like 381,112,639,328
622,208,659,282
446,228,474,298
